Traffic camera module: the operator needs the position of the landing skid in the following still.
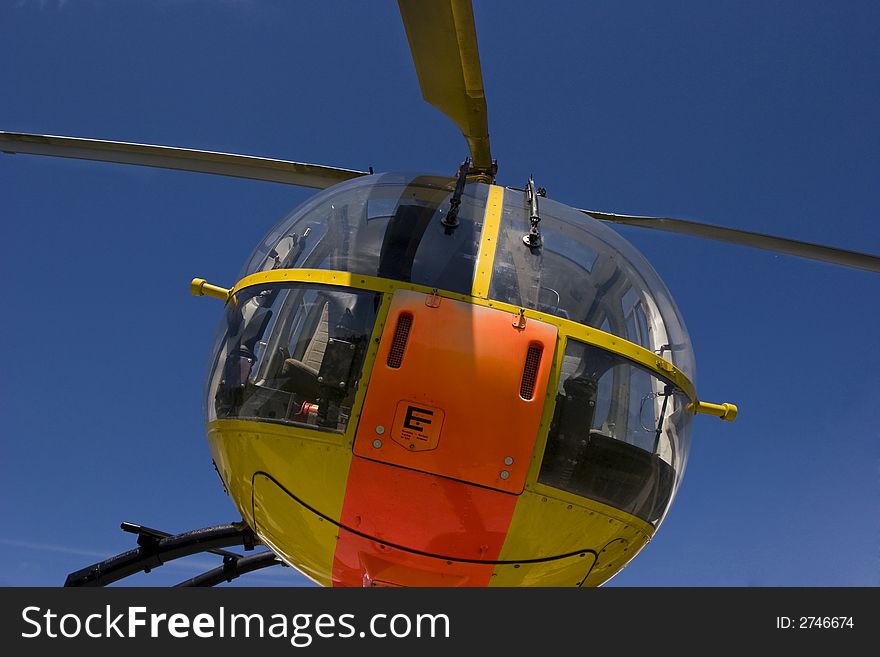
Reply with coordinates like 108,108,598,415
64,521,286,587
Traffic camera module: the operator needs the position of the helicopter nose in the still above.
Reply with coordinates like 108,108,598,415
316,290,558,584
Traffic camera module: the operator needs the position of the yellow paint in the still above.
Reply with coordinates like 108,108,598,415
189,277,231,301
493,487,652,587
528,481,655,533
206,419,353,585
581,536,649,588
208,420,352,518
253,474,340,587
490,551,597,587
471,184,504,298
230,268,698,401
397,0,493,174
694,400,738,421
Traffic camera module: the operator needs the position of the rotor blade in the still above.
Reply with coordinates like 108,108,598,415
0,131,369,189
581,210,880,274
398,0,493,174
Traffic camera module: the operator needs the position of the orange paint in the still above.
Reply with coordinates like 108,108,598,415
353,290,557,493
333,528,496,587
332,456,516,587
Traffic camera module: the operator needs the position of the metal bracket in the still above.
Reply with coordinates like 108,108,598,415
693,400,739,422
655,358,675,373
443,158,471,230
190,277,231,301
512,308,527,329
522,176,542,248
465,158,498,184
425,288,442,308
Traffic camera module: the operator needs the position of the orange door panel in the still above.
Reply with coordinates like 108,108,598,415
333,455,518,586
353,290,557,493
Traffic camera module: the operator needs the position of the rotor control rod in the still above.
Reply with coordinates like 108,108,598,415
191,277,231,301
693,401,738,421
443,157,471,229
522,176,543,248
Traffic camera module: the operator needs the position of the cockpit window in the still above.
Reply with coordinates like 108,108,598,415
489,190,696,383
208,283,381,433
238,173,487,296
539,339,693,524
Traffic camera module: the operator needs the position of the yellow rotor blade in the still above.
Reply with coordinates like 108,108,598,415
398,0,493,176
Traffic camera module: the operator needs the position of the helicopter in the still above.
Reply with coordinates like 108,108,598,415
1,2,880,588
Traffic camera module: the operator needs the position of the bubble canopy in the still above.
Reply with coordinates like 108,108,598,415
213,173,696,525
240,172,695,383
240,172,486,298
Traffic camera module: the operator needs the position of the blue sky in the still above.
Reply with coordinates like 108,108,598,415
1,0,877,587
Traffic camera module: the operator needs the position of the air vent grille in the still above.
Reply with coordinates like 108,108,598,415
387,313,413,368
520,343,543,400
